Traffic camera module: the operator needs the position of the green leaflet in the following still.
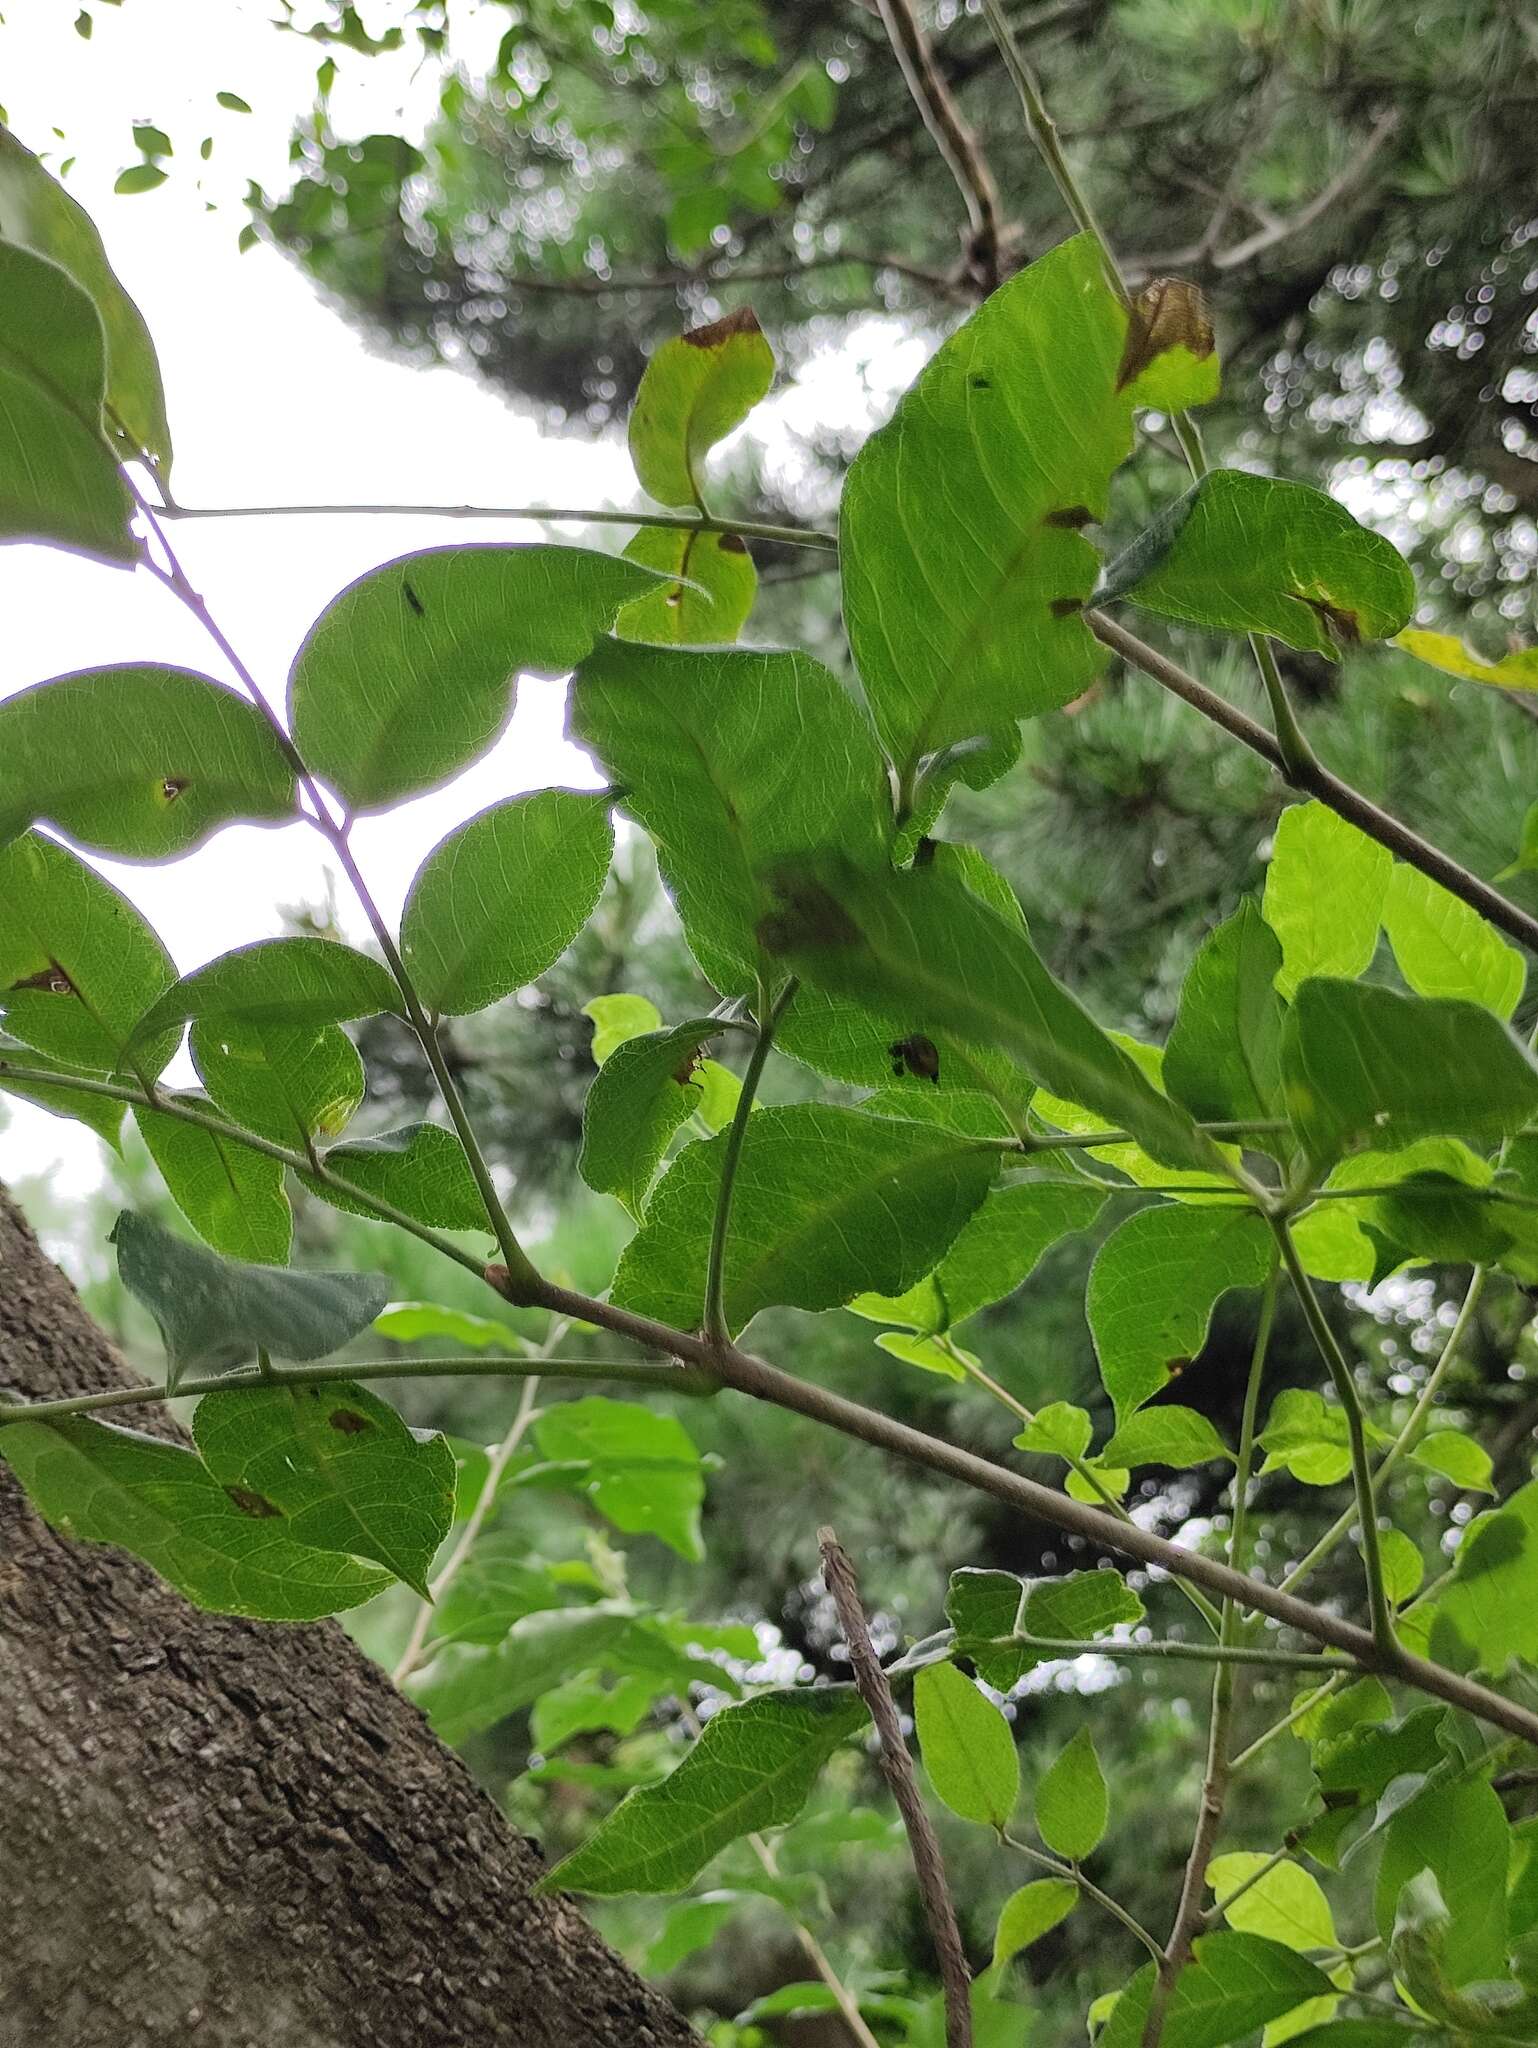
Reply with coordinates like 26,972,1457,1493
0,123,173,469
855,1180,1108,1333
302,1123,489,1232
840,234,1138,786
1087,1203,1274,1420
1281,978,1538,1160
1035,1726,1108,1861
1032,1033,1242,1197
948,1566,1144,1691
627,307,774,510
373,1300,524,1351
1099,471,1414,658
1097,1933,1334,2048
1165,901,1286,1127
0,1035,126,1151
289,545,662,812
0,667,295,858
112,1210,389,1383
760,855,1227,1177
130,936,401,1047
1263,803,1391,1001
0,1414,389,1620
193,1380,456,1599
528,1397,706,1561
0,239,136,565
400,789,614,1016
1101,1406,1233,1471
1396,628,1538,695
611,1103,998,1337
134,1094,292,1263
570,639,888,994
584,992,663,1064
577,1018,723,1214
914,1662,1019,1827
1258,1388,1393,1488
1381,863,1523,1018
190,1016,364,1148
539,1686,869,1896
1207,1856,1336,1956
1373,1778,1509,1987
618,525,757,643
0,830,180,1079
992,1880,1078,1968
1429,1480,1538,1675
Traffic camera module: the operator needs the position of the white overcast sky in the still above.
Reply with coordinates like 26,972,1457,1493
0,1,720,1193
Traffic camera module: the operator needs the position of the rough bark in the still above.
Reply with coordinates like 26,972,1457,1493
0,1186,701,2048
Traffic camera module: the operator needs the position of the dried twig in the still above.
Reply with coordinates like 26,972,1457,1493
819,1527,973,2048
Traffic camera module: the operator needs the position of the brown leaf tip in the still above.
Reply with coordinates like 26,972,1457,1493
1116,276,1215,392
682,306,762,350
718,531,749,554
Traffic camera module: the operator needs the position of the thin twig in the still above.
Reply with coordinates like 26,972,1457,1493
820,1528,972,2048
1088,610,1538,956
1211,111,1401,272
158,500,839,553
1003,1832,1163,1961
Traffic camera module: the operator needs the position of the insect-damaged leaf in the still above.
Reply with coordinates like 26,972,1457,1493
578,1017,723,1214
612,1103,997,1337
627,307,775,510
0,831,180,1078
112,1210,389,1383
760,854,1227,1177
539,1686,868,1896
289,544,663,812
0,1414,390,1620
193,1380,456,1598
1117,276,1220,413
0,666,295,859
1098,471,1414,658
617,525,757,645
1396,629,1538,695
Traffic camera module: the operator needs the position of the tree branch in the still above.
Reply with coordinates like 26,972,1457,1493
820,1528,972,2048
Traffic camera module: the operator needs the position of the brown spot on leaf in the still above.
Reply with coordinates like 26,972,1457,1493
402,580,426,617
1049,597,1085,619
1303,597,1360,647
160,777,188,801
717,532,748,554
12,963,76,997
1044,505,1094,530
969,374,992,391
757,870,861,955
328,1408,372,1435
1116,276,1215,392
890,1034,941,1084
225,1485,283,1519
682,306,761,349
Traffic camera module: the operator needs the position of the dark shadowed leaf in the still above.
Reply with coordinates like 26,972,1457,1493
0,1034,126,1150
1098,1933,1334,2048
1165,902,1286,1127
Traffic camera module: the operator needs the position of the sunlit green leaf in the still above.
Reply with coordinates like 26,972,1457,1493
1396,628,1538,695
0,1413,389,1618
1263,803,1390,1001
1207,1854,1336,1953
915,1661,1019,1827
1429,1481,1538,1675
1382,863,1523,1019
539,1686,868,1896
949,1566,1145,1691
1373,1778,1509,1986
1100,472,1414,657
373,1299,525,1351
618,525,757,643
290,545,660,812
529,1397,705,1560
190,1015,363,1147
628,309,774,509
578,1017,721,1214
131,936,400,1047
1035,1726,1107,1861
303,1122,488,1232
1407,1428,1494,1493
400,789,614,1016
1101,1406,1234,1470
993,1879,1078,1967
584,992,664,1065
1165,902,1286,1127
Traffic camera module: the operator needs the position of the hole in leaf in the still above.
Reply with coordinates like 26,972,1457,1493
160,777,188,801
1044,505,1094,530
12,963,77,997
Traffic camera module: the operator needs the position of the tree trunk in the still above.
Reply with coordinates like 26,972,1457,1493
0,1187,701,2048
